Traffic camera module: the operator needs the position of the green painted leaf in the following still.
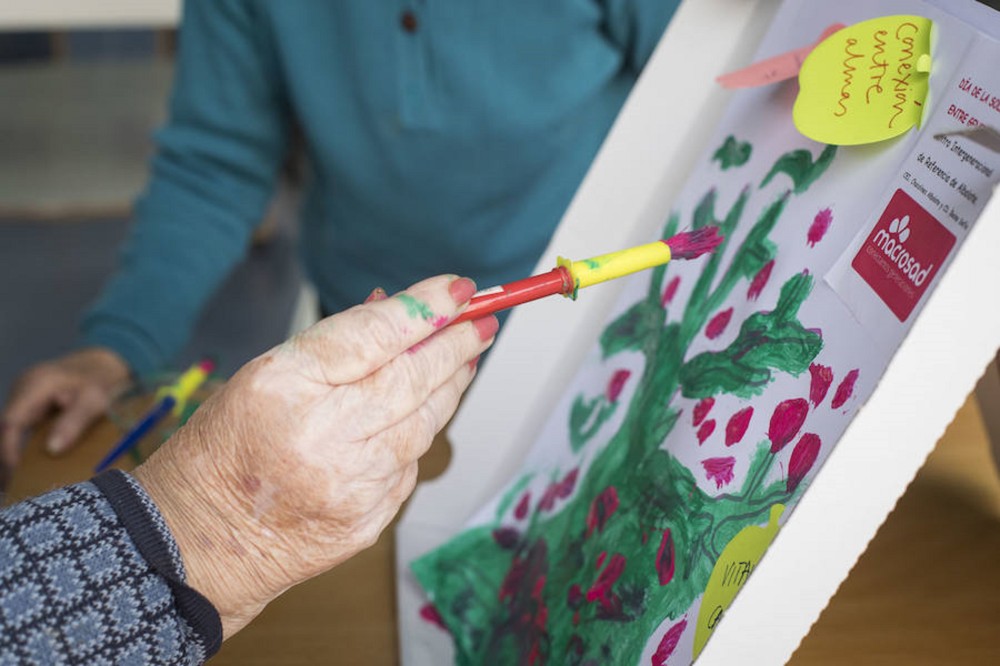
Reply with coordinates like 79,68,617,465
679,273,822,399
712,135,753,170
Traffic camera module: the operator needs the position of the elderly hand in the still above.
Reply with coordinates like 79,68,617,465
134,275,497,637
1,348,131,470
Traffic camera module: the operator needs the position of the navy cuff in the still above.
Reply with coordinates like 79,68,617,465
92,469,223,658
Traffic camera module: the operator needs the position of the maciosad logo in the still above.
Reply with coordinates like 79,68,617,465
852,189,956,322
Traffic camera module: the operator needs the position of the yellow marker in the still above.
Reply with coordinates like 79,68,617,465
693,504,784,658
794,15,933,145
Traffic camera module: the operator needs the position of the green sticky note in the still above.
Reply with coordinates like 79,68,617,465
794,16,933,145
693,503,784,658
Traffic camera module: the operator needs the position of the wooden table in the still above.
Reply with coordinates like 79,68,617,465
7,395,1000,664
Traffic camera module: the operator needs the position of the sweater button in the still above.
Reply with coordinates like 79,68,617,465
400,10,418,33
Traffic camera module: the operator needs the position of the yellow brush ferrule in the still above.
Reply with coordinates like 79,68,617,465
560,241,673,292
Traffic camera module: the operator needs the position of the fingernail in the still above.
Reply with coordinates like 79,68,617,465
46,435,65,455
364,287,388,304
473,315,500,342
449,277,477,305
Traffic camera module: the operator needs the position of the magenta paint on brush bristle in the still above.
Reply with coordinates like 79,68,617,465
664,226,724,260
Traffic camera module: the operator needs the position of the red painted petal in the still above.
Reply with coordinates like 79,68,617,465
725,406,753,447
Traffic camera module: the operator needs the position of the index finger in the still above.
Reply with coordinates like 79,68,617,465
292,275,477,385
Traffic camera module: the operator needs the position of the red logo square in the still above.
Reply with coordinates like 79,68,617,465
851,189,956,322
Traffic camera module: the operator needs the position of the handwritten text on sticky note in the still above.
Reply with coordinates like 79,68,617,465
794,16,933,145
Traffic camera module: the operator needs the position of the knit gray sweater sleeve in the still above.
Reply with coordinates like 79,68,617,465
0,470,222,664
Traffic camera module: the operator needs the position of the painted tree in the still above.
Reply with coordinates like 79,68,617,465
414,143,841,665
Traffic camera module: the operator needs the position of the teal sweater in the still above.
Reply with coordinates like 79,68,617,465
83,0,682,376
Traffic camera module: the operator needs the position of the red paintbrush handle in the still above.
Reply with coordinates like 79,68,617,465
451,267,573,325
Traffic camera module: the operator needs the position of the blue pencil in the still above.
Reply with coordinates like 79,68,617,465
94,396,175,473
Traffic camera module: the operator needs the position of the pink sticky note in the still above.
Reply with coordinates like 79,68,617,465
716,23,845,89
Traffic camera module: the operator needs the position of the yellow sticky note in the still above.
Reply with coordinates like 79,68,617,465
794,16,933,145
692,504,784,658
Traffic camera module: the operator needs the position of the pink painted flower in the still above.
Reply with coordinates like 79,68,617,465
831,369,860,409
705,307,734,340
693,397,715,426
787,433,822,493
586,487,620,537
557,468,579,499
586,553,626,611
661,276,681,307
807,207,833,247
567,583,584,609
606,369,632,403
492,527,521,549
514,492,531,520
656,529,676,586
702,457,736,489
768,398,809,453
725,406,753,447
747,259,774,301
652,618,688,666
696,419,716,445
537,483,560,512
808,363,834,407
536,469,580,513
419,603,448,632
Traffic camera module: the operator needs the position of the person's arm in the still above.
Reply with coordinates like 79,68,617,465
1,0,291,465
1,275,496,659
0,473,221,664
599,0,685,73
84,0,292,376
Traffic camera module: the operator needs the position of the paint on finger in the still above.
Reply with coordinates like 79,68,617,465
397,293,448,328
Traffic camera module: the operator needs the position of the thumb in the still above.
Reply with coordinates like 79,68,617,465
46,385,113,456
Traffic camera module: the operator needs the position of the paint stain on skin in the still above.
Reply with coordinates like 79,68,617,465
406,339,430,355
725,406,754,447
702,457,736,489
693,397,715,426
652,618,688,666
747,260,774,301
831,369,859,409
705,307,734,339
808,363,834,406
696,419,716,445
397,293,436,322
661,276,681,307
807,208,833,247
768,398,809,453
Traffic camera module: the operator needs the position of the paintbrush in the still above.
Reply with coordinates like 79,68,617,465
94,358,215,473
451,227,724,324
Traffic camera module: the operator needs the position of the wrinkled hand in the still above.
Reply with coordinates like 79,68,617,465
1,348,131,470
134,275,497,637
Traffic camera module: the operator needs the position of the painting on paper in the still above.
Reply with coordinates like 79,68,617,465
412,0,1000,663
